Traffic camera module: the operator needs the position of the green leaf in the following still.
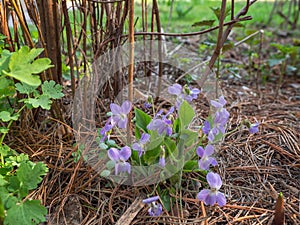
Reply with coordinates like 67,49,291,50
0,195,5,223
2,46,53,86
164,138,176,155
192,20,215,27
7,176,20,193
210,6,231,21
6,154,29,167
15,83,38,95
0,50,12,75
100,170,110,177
106,160,115,170
41,80,64,99
134,108,151,131
10,46,43,65
183,160,199,172
0,145,10,158
159,189,171,212
16,162,48,193
0,111,19,122
25,95,52,110
4,200,47,225
0,77,15,98
0,127,9,134
0,187,18,209
178,101,195,130
0,175,8,186
147,131,164,150
268,58,284,67
180,129,198,147
143,145,161,165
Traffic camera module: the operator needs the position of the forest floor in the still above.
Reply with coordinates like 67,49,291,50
8,30,300,224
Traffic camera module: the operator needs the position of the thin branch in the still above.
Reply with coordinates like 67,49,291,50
127,0,135,143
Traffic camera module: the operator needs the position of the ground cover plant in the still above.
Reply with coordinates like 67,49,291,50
0,0,299,224
0,45,64,224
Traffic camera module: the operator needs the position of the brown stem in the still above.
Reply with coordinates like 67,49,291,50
153,0,163,100
127,0,135,143
198,0,257,88
62,0,76,98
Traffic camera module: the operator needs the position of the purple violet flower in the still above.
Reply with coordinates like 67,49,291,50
185,87,201,102
142,196,163,217
147,119,172,136
147,108,173,136
108,146,132,175
144,102,152,109
202,120,211,135
168,83,183,96
132,133,150,157
168,83,200,108
211,96,227,108
100,118,115,142
196,145,218,170
249,122,259,134
197,172,226,207
206,96,230,143
159,156,165,167
110,101,132,129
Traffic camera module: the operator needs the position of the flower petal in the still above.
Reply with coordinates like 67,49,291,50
153,203,163,216
117,162,131,174
108,148,120,161
197,189,210,201
110,103,121,114
202,120,211,135
140,133,150,144
191,88,200,95
196,146,204,157
249,122,259,134
132,143,142,151
211,158,218,167
210,100,222,108
219,96,226,106
142,196,159,204
205,192,217,206
168,84,182,95
115,163,120,175
216,192,226,206
119,146,131,161
205,144,214,156
159,157,165,167
166,127,172,136
121,101,132,114
198,158,211,170
118,117,127,129
206,172,222,190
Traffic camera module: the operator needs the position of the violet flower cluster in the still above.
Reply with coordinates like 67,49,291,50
100,101,132,176
99,82,260,215
202,96,230,143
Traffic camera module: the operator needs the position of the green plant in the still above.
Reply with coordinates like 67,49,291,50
0,46,64,225
268,43,299,76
